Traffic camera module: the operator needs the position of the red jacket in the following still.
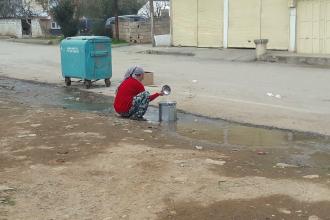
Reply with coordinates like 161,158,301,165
114,77,160,113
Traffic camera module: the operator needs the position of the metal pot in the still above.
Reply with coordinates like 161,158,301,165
159,101,177,122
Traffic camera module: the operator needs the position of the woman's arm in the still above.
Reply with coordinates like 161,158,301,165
149,93,160,101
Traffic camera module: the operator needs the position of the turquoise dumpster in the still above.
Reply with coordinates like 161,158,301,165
60,36,112,89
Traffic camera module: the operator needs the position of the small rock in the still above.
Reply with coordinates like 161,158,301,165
275,94,282,99
75,97,80,101
205,159,226,166
278,208,291,215
57,151,69,155
147,205,152,209
303,175,319,179
143,129,153,133
30,124,41,128
275,163,298,168
174,176,187,183
0,185,14,191
192,80,198,83
195,145,203,150
295,210,302,213
308,215,321,220
170,210,177,215
267,92,274,97
257,151,267,155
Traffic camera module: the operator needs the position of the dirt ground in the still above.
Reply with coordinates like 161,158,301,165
1,78,330,220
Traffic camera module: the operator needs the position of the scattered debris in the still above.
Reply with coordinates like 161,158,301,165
30,124,41,127
195,145,203,150
143,129,153,133
0,185,15,191
257,151,267,155
192,80,198,83
303,175,320,179
18,134,37,138
277,208,291,215
275,163,298,168
267,92,282,99
169,210,177,215
57,151,69,155
308,215,321,220
205,159,226,166
275,94,282,99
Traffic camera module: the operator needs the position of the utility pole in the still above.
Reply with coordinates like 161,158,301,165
114,0,119,41
149,0,155,47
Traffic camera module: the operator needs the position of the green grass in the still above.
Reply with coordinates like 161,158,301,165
112,39,128,44
0,197,15,206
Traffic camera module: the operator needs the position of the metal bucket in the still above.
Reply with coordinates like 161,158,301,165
159,101,177,122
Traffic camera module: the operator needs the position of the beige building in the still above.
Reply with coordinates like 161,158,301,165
171,0,330,54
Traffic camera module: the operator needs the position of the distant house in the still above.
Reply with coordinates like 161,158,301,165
0,0,57,38
171,0,330,54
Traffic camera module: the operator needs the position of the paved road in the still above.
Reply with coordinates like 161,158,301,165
1,40,330,134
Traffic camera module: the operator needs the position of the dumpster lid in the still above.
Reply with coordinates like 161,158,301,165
65,36,111,42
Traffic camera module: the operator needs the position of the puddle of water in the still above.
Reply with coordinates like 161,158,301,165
1,77,330,167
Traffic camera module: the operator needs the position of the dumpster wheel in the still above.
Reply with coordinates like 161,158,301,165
84,80,92,89
65,77,71,86
105,78,111,87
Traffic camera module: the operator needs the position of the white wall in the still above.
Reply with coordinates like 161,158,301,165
0,19,22,38
31,19,43,37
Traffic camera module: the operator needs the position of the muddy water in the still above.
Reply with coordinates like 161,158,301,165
1,77,330,172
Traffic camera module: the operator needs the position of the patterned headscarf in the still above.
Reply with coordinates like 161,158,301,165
123,66,145,80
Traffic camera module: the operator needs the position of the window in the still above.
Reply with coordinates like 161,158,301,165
51,22,60,29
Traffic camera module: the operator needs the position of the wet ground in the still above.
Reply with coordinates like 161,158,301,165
1,77,330,219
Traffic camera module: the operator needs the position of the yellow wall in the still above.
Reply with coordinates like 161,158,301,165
172,0,198,46
297,0,330,54
228,0,289,49
172,0,223,47
261,0,290,50
172,0,289,50
197,0,223,47
228,0,260,48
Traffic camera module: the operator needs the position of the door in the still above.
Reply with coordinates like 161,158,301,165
172,0,198,46
228,0,261,48
228,0,289,49
197,0,223,47
297,0,322,53
261,0,290,50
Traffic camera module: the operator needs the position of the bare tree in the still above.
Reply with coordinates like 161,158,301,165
0,0,21,18
139,0,169,18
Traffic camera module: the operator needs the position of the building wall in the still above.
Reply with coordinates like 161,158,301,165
31,18,44,37
0,19,22,38
172,0,197,46
296,0,330,54
172,0,290,50
112,18,170,44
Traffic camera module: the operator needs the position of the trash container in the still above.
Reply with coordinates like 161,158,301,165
60,36,112,89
